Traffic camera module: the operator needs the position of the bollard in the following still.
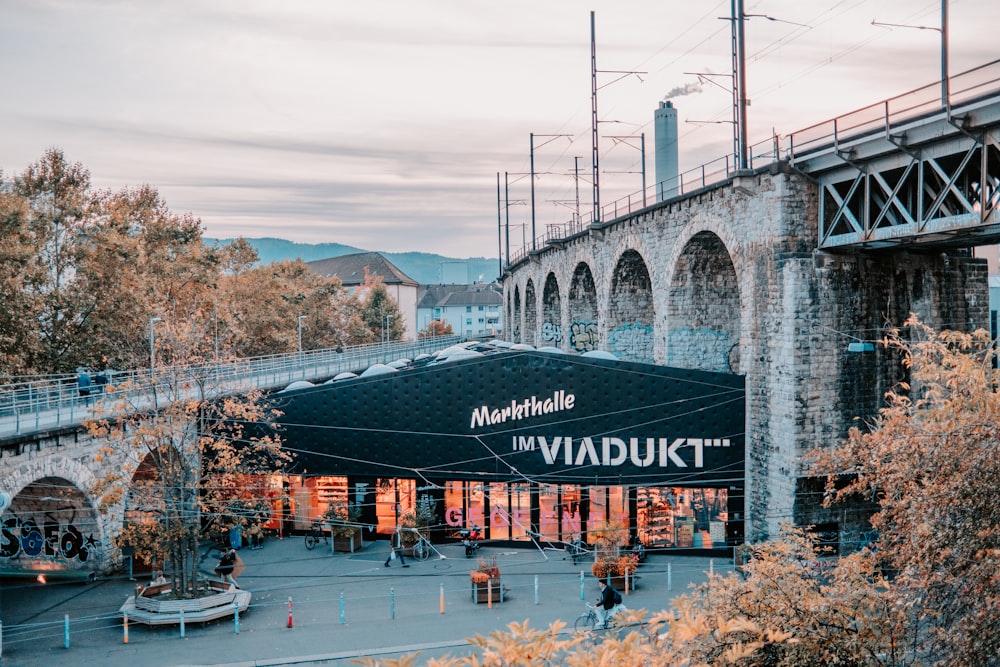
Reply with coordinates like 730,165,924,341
390,588,396,619
534,575,539,605
579,571,585,600
667,562,672,592
233,602,240,634
340,592,346,624
179,607,185,639
439,583,445,614
710,558,714,577
64,614,69,649
287,597,293,628
487,580,493,608
123,613,129,644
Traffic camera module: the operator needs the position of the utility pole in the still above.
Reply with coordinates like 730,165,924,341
590,10,600,223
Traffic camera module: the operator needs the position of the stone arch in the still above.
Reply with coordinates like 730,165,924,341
667,231,741,372
567,262,600,353
524,279,538,346
512,285,522,343
1,470,105,574
606,249,655,362
540,272,562,347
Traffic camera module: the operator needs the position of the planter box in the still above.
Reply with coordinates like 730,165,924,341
334,532,362,553
471,579,508,604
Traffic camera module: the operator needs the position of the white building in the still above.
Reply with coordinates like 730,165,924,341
307,252,420,340
416,284,502,338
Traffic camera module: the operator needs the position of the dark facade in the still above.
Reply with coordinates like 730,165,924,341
267,350,746,552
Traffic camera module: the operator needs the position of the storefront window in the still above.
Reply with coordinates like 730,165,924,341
636,486,728,548
374,478,415,535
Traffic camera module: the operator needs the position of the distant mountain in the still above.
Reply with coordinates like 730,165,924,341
205,237,500,285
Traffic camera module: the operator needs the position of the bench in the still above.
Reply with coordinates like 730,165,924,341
120,584,251,626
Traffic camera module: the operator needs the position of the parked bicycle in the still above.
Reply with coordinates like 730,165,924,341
304,521,329,550
567,534,588,565
410,535,432,561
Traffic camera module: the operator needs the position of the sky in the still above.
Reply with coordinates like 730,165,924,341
2,1,997,259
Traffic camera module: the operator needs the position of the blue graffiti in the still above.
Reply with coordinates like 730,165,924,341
609,323,654,362
667,328,733,372
1,516,91,562
541,321,563,344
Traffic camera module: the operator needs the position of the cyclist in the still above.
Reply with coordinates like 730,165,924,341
594,580,625,629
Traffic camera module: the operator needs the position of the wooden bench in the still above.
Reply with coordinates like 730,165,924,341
120,583,251,626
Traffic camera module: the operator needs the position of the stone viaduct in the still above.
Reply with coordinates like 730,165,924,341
501,161,988,542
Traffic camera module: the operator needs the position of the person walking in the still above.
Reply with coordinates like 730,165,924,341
215,548,239,587
595,580,625,628
384,529,409,568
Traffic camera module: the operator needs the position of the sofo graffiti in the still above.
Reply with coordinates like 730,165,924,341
609,323,654,362
0,516,94,561
569,321,598,352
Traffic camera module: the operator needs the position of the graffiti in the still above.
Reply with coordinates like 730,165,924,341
667,328,733,373
609,323,654,362
569,321,599,352
0,516,92,562
540,321,562,344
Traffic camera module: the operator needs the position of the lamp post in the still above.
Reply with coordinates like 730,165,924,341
297,315,306,354
149,317,161,369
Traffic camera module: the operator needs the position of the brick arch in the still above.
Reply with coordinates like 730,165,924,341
567,262,599,352
1,459,113,572
523,279,538,346
606,249,655,362
540,273,562,347
667,231,742,372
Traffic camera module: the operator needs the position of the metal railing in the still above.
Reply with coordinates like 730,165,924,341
0,336,463,442
505,58,1000,269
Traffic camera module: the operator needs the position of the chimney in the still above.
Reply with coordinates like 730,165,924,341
654,100,679,201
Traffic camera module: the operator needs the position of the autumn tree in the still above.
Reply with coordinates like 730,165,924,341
419,320,454,339
90,322,290,596
358,272,406,343
813,318,1000,666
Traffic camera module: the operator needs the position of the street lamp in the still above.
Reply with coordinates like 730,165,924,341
149,317,161,368
297,315,306,354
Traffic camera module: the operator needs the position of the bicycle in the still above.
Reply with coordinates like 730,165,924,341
573,601,619,633
410,535,432,561
567,535,588,565
304,522,329,550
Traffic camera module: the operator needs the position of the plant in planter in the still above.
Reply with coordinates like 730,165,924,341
397,494,437,552
324,499,363,552
469,556,506,603
591,555,640,590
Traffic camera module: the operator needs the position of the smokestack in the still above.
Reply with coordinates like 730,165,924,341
654,100,679,201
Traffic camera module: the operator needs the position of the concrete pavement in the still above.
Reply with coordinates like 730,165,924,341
0,536,728,666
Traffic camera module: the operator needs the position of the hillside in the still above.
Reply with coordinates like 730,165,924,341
206,237,500,285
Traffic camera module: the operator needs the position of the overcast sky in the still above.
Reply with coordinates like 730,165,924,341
2,1,997,258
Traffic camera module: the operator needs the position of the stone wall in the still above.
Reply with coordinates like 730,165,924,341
502,161,988,542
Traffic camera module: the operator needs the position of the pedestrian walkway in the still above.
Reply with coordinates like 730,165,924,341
0,535,729,666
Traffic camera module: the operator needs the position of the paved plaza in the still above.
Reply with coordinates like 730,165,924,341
0,536,725,666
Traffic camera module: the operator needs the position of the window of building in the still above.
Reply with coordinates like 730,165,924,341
466,306,472,313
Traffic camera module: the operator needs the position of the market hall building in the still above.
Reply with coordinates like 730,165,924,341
267,345,745,553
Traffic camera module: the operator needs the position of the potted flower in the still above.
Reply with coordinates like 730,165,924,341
398,494,437,555
591,554,640,591
469,556,507,604
324,499,363,552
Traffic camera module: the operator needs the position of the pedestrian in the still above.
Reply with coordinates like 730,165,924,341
77,370,92,403
384,529,409,568
215,548,239,587
594,579,625,629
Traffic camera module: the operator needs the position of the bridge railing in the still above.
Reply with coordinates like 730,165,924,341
505,58,1000,269
0,336,462,440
